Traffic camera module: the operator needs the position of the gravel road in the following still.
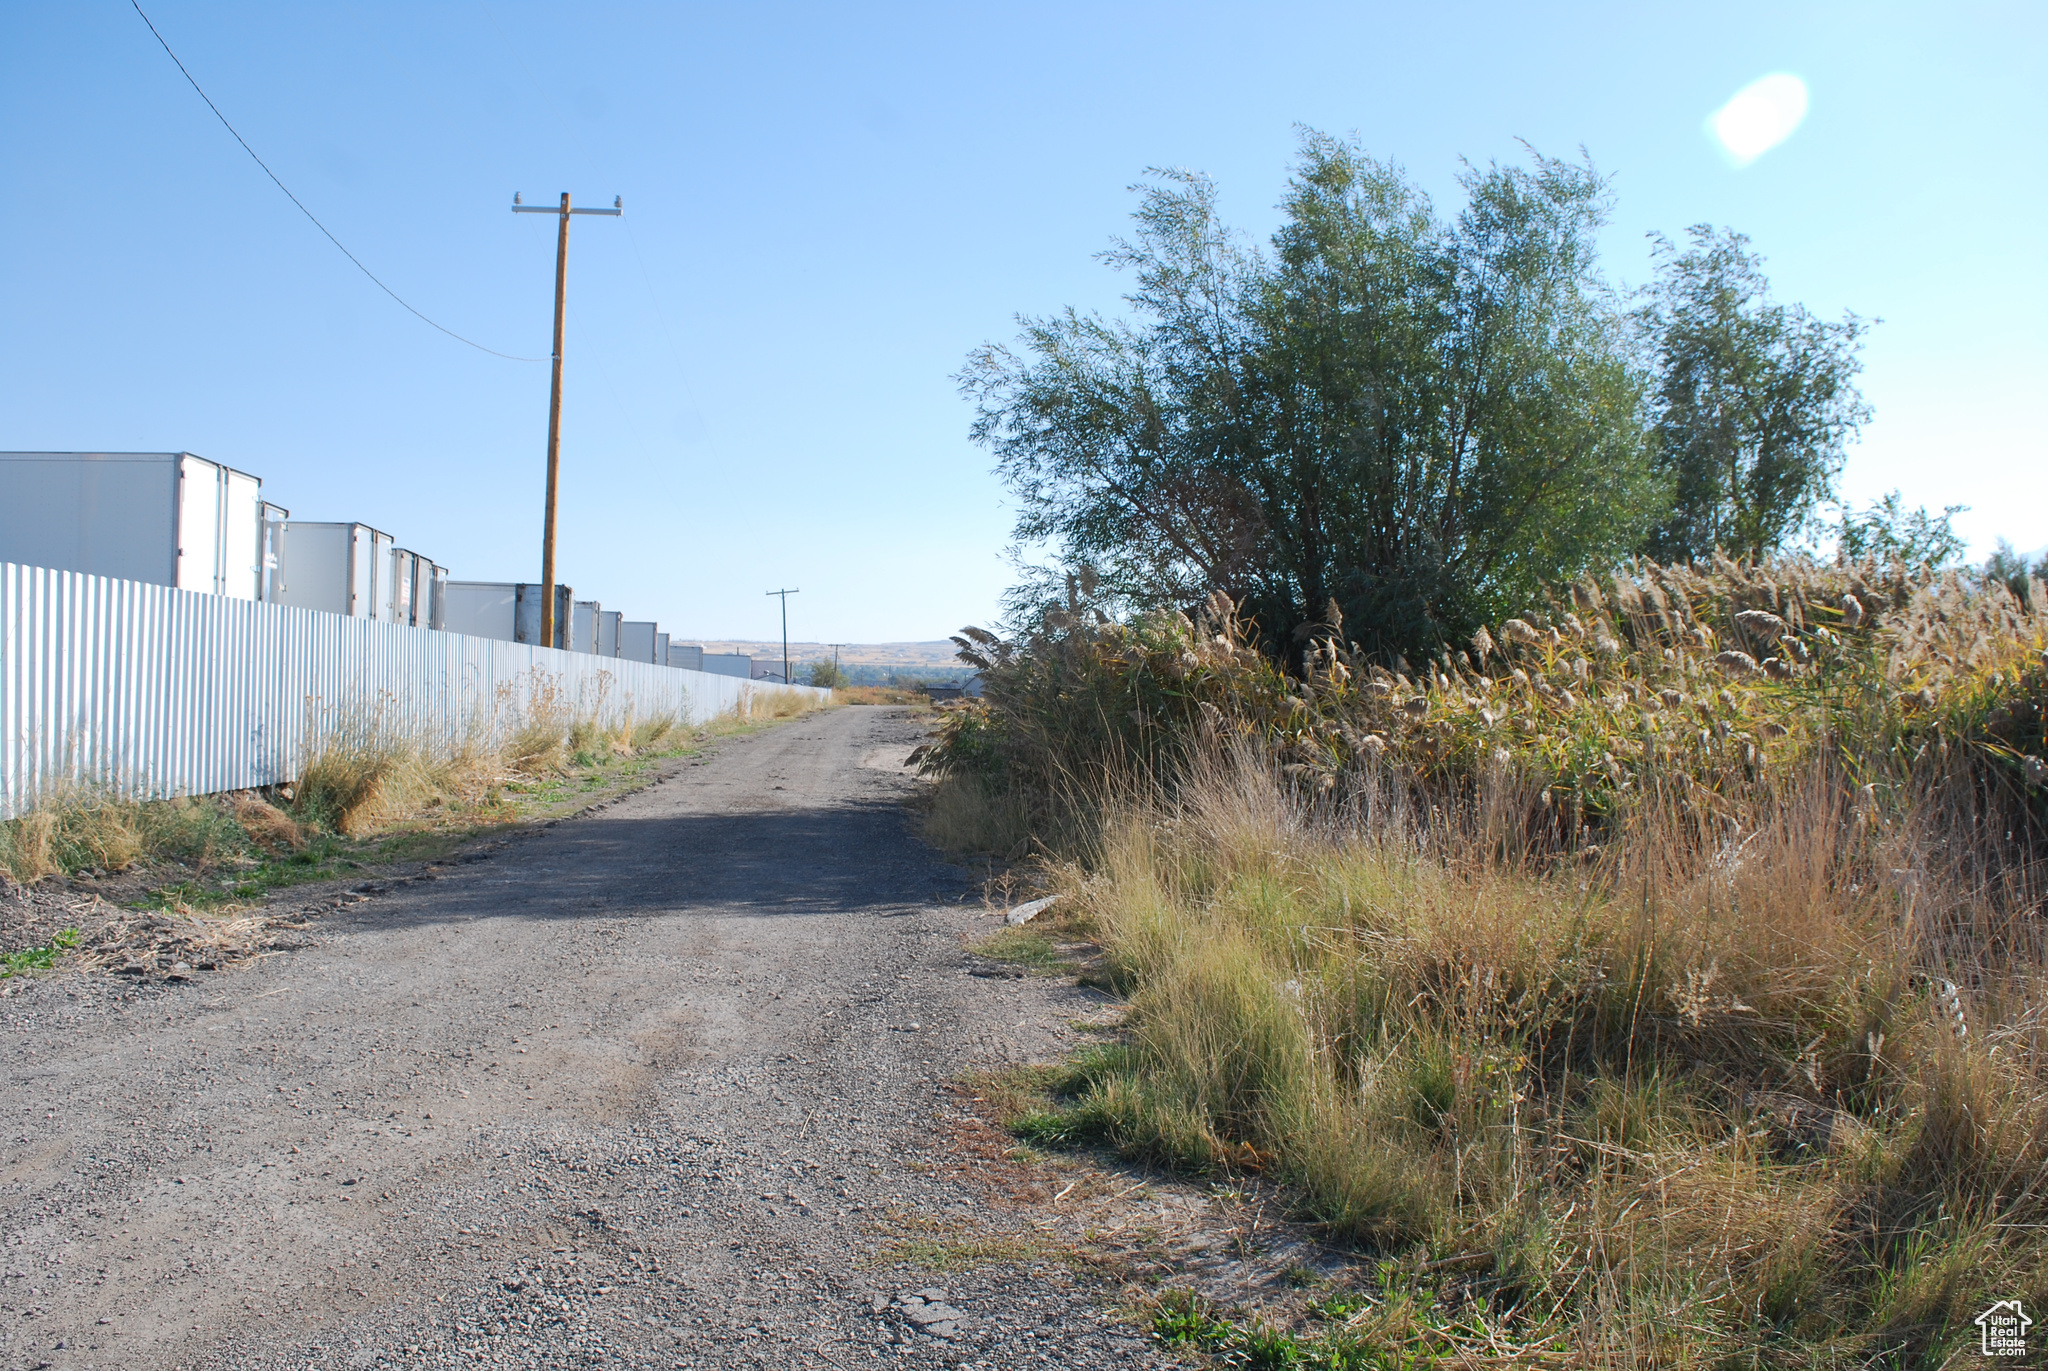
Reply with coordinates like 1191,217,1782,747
1,706,1178,1371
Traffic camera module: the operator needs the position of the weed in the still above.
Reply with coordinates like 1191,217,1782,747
971,929,1071,973
2,927,79,976
1151,1289,1235,1348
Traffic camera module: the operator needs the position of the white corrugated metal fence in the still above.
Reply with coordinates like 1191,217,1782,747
0,562,824,818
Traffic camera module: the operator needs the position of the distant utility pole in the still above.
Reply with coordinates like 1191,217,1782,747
512,190,621,648
766,588,800,684
829,643,846,676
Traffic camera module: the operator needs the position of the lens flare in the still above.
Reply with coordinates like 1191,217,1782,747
1706,73,1809,168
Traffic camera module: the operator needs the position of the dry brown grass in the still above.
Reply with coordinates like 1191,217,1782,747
0,789,143,883
1016,744,2048,1363
836,684,931,706
924,774,1035,858
736,685,829,722
927,553,2048,1361
2,673,829,884
228,795,305,854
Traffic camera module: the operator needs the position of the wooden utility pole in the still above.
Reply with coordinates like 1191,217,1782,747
766,588,799,684
512,190,621,647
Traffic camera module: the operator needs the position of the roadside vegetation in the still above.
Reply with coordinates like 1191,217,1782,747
833,683,935,706
0,679,829,908
928,559,2048,1364
934,130,2048,1366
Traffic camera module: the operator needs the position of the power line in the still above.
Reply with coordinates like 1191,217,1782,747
129,0,545,364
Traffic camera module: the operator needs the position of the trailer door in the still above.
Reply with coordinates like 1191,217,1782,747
175,455,223,594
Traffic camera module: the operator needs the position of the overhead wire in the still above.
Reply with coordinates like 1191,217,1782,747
129,0,545,363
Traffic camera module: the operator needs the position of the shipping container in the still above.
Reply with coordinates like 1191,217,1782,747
273,521,391,618
513,584,573,648
619,620,660,664
701,653,752,679
667,643,704,671
597,610,621,657
570,600,601,655
656,632,670,668
0,451,266,598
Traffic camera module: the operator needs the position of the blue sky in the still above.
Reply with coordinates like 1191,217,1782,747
2,2,2041,643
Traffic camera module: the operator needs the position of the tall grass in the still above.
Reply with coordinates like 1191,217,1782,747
933,554,2048,1363
1030,747,2047,1362
926,555,2048,856
0,786,297,886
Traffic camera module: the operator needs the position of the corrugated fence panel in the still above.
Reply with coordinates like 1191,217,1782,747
0,562,825,818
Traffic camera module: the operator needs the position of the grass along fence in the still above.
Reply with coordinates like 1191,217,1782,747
0,677,824,889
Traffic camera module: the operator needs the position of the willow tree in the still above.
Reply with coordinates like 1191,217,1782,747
962,132,1661,663
1638,226,1871,562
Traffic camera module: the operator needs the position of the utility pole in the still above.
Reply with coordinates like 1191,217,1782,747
512,190,621,648
766,588,799,684
829,643,846,678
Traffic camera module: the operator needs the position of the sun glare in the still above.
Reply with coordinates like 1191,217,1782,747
1706,73,1809,168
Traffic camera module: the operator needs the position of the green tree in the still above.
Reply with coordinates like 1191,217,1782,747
1639,227,1872,561
963,132,1661,663
804,659,847,689
1984,536,2046,597
1834,490,1967,570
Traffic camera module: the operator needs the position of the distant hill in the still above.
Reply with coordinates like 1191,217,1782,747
688,640,966,671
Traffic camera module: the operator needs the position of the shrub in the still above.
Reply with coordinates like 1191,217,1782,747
927,555,2048,859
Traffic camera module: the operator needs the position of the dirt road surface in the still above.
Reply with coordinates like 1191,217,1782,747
2,707,1174,1370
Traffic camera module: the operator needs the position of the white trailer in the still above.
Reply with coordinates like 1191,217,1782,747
442,581,517,641
667,643,704,671
424,563,448,631
513,584,572,648
0,451,267,598
570,600,601,654
273,521,392,619
619,620,660,664
701,653,752,679
259,502,289,603
442,582,572,645
385,549,442,628
386,549,415,626
597,610,622,657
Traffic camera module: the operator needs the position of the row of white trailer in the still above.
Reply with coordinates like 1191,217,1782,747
0,452,766,677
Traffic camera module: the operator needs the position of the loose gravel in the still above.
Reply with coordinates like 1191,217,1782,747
0,707,1185,1371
